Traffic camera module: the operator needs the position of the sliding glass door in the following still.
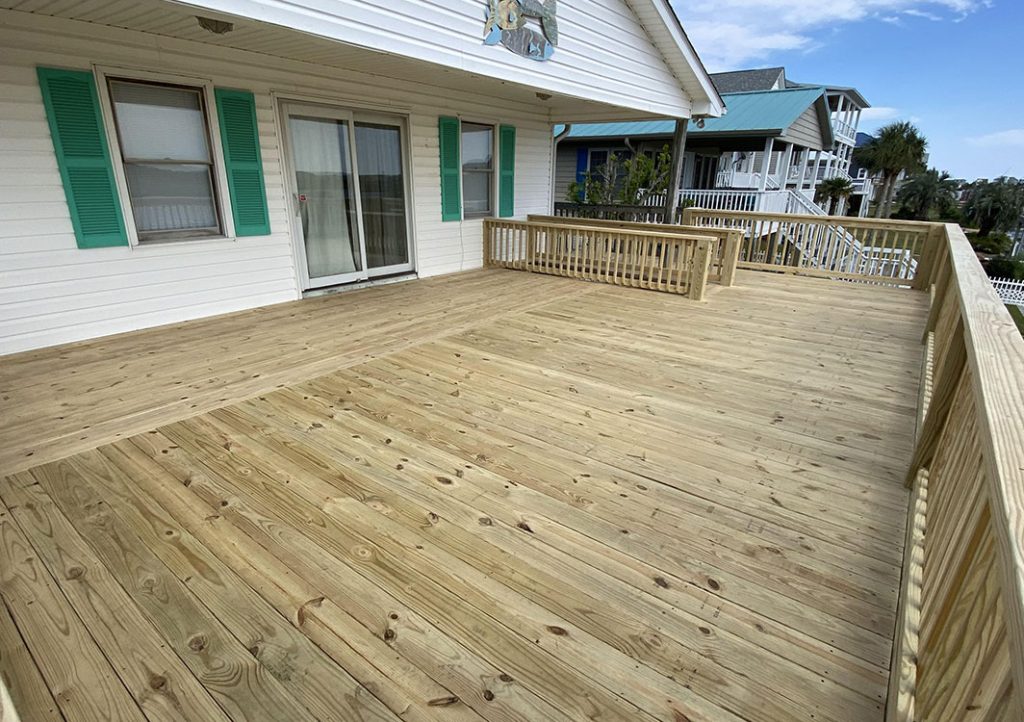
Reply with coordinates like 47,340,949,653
282,103,412,290
355,118,410,274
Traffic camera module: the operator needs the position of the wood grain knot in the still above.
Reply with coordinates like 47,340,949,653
478,517,493,526
148,674,167,690
516,521,533,533
698,626,711,636
546,626,568,636
499,673,513,683
65,566,85,580
435,476,453,485
187,634,207,652
483,690,495,701
653,576,669,589
706,578,720,591
383,628,397,642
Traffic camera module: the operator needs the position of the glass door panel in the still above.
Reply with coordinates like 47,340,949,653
287,112,363,285
354,120,411,273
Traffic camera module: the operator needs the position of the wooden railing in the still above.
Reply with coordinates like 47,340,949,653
483,218,717,300
527,215,741,287
890,223,1024,721
681,207,944,287
673,211,1024,719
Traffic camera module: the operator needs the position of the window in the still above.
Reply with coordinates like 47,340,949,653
107,79,222,242
461,122,494,217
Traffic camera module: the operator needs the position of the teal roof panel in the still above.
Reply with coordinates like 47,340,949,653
559,87,826,139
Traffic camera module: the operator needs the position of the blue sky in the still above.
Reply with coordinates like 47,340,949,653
672,0,1023,181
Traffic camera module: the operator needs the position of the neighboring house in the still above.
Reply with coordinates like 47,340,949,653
555,66,872,215
0,0,723,355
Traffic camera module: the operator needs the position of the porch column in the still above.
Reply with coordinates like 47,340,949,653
758,137,774,191
778,142,794,188
811,150,823,190
664,118,688,224
797,148,811,191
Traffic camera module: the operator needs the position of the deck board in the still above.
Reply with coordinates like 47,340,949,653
0,269,927,721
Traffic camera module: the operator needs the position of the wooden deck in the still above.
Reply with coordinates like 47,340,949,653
0,268,928,722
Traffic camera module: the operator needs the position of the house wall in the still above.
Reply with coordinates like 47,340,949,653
0,11,555,355
554,143,580,204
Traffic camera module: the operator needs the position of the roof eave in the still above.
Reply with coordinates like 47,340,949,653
638,0,726,118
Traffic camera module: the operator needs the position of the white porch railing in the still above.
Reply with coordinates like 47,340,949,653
680,189,790,214
832,116,856,141
991,276,1024,306
785,191,826,216
680,188,830,217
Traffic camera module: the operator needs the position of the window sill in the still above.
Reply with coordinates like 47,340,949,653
133,234,238,249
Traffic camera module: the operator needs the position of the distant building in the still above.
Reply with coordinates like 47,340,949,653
555,66,872,215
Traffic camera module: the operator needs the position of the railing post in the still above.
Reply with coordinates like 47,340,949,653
482,219,492,267
912,224,943,291
688,239,712,301
680,207,695,226
720,231,741,287
527,224,537,271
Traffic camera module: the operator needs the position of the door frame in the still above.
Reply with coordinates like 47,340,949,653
277,97,416,291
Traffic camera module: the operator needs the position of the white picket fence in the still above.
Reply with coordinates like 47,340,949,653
991,277,1024,306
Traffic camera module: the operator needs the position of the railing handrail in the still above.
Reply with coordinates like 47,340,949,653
886,222,1024,720
686,207,938,231
944,222,1024,692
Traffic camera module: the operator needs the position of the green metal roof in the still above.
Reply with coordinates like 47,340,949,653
558,86,827,139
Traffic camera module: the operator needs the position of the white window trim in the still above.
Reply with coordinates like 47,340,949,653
93,65,237,248
458,117,499,221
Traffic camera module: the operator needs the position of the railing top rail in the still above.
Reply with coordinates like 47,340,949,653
944,223,1024,695
687,207,938,231
527,214,737,239
485,218,717,243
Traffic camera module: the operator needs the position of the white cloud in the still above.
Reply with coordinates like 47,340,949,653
860,106,902,122
673,0,991,70
967,129,1024,148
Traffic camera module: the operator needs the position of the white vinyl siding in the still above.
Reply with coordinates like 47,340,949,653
784,105,828,151
160,0,692,118
0,10,554,354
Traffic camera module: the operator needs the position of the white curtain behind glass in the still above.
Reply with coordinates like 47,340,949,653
355,123,408,269
109,81,218,235
289,116,360,279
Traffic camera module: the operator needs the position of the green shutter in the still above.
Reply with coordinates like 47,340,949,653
215,88,270,236
37,67,127,248
438,116,461,222
498,124,516,218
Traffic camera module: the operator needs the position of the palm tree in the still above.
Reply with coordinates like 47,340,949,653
895,168,957,220
815,176,854,215
965,178,1024,238
853,121,928,218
